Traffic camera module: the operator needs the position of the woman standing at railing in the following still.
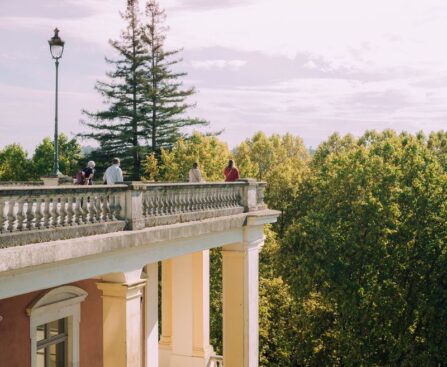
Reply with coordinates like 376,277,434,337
189,162,204,182
223,159,239,182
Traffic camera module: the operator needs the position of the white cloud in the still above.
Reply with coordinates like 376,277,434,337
191,59,247,71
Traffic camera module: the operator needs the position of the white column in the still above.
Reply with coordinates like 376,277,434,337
146,262,159,367
222,230,263,367
97,271,145,367
169,250,213,367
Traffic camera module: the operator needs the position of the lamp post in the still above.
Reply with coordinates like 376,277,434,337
48,28,65,176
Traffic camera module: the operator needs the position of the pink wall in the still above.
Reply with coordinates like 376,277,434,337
0,279,103,367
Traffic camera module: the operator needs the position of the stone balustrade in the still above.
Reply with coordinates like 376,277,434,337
208,355,224,367
0,180,266,248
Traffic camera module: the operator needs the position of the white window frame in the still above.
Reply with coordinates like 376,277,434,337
27,286,87,367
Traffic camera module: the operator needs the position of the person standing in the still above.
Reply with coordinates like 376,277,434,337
103,157,124,185
189,162,203,182
224,159,239,182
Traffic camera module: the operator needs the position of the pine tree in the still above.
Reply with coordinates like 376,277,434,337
81,0,147,179
81,0,208,179
141,0,208,156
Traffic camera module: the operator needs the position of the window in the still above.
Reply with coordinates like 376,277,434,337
27,286,87,367
36,318,67,367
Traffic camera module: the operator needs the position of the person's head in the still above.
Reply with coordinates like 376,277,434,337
87,161,96,169
192,162,198,169
112,157,120,166
228,159,234,168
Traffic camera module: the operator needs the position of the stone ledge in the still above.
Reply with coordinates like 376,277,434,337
0,221,126,248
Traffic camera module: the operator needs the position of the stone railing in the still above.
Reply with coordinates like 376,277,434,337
208,355,224,367
0,185,127,247
0,180,266,248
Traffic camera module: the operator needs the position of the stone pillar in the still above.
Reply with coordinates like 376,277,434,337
97,272,146,367
145,262,159,367
169,251,213,367
222,234,263,367
159,260,173,367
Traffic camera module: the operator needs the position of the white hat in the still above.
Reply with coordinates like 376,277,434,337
87,161,96,168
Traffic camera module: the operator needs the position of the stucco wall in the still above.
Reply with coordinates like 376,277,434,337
0,279,103,367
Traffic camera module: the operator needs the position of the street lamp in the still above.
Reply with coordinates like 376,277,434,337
48,28,65,176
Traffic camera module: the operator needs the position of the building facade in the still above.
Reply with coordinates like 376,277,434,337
0,180,278,367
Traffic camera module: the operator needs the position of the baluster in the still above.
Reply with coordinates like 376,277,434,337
34,197,43,229
7,196,17,232
102,194,110,221
161,191,168,215
81,194,88,223
95,194,103,222
88,192,97,223
142,192,148,216
223,188,230,208
51,196,59,227
156,193,162,216
112,192,121,219
196,188,203,210
194,188,201,211
189,189,195,211
171,190,177,214
66,196,75,226
147,191,154,216
43,196,51,228
16,197,25,231
204,188,210,210
166,190,173,215
59,195,67,227
178,189,185,213
173,191,179,214
0,196,5,233
215,188,221,209
26,197,35,230
74,194,84,225
212,188,218,209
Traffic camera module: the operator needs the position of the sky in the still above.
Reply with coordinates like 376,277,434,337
1,0,447,153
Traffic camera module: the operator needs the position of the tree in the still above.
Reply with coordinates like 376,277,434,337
142,132,230,182
140,0,208,156
81,0,148,179
280,130,447,365
32,134,82,178
82,0,208,179
0,144,33,181
234,132,309,235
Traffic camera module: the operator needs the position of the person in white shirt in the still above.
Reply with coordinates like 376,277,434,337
189,162,203,182
103,157,124,185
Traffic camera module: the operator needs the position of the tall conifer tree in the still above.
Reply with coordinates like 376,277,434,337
141,0,208,156
81,0,208,179
81,0,147,179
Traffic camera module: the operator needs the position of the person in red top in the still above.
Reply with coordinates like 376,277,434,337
224,159,240,182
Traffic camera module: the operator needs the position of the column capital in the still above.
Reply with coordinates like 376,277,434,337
97,280,146,300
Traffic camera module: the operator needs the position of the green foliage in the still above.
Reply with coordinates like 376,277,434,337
32,134,82,177
209,247,223,355
0,144,33,181
142,132,230,182
234,131,309,235
280,130,447,365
